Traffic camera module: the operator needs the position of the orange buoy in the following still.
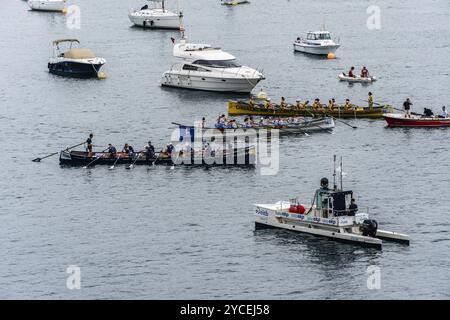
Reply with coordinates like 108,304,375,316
327,52,336,59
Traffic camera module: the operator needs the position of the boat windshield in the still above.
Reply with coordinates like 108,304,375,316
193,59,242,68
307,33,331,40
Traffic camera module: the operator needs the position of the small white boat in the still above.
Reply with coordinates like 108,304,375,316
254,158,410,249
338,73,377,83
27,0,66,12
293,30,340,55
129,0,182,29
221,0,250,5
161,38,265,93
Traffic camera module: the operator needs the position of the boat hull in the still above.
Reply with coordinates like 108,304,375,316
293,42,340,55
254,208,383,249
161,72,262,93
48,61,104,78
221,0,250,5
338,73,376,83
228,100,391,118
128,12,181,29
383,113,450,127
59,149,256,166
28,0,65,12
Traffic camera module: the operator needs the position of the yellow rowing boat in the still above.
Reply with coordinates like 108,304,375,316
228,100,393,118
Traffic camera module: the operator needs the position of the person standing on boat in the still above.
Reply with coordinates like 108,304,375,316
348,66,356,78
368,92,374,109
107,144,117,159
348,198,358,216
439,106,449,118
361,66,369,78
86,133,94,156
403,98,413,118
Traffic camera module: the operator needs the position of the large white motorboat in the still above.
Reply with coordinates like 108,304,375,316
254,157,409,249
128,0,182,29
27,0,66,12
161,38,265,93
48,39,106,78
293,30,340,56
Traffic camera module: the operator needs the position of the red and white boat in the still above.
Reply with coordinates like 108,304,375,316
383,113,450,127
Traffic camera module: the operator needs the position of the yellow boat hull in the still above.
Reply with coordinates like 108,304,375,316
228,101,393,118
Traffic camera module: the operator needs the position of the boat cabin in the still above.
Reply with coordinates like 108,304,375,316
306,31,331,41
315,188,355,218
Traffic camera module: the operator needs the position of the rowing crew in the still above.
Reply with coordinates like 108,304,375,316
84,134,176,159
247,91,376,111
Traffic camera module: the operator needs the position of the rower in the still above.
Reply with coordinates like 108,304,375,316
348,66,356,78
368,92,374,109
167,143,174,156
295,100,301,110
327,99,333,110
348,198,358,216
361,66,369,78
302,100,310,110
144,140,155,160
331,98,338,110
280,97,288,109
86,133,93,156
257,88,268,101
107,143,117,159
266,98,273,110
440,106,449,118
344,99,353,110
403,98,413,118
312,98,322,110
202,117,206,128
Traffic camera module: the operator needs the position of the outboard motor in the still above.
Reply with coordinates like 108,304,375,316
361,219,378,237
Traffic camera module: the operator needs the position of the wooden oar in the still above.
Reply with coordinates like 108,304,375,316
83,148,109,169
316,104,357,129
126,151,144,170
32,141,85,162
109,155,121,170
152,152,161,166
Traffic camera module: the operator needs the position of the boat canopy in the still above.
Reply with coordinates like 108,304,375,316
307,32,331,40
63,48,96,59
53,39,80,46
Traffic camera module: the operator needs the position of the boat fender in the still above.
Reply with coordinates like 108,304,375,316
289,205,298,213
361,219,378,237
297,204,305,214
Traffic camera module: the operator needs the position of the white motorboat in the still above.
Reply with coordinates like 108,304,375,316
28,0,66,12
338,73,377,83
293,30,340,55
161,38,265,93
254,157,410,249
48,39,106,78
221,0,250,5
129,0,182,29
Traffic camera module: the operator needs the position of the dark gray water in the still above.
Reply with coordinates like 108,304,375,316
1,0,450,299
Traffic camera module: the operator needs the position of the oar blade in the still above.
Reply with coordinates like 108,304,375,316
32,158,41,162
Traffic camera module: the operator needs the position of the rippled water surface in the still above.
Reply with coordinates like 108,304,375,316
1,0,450,299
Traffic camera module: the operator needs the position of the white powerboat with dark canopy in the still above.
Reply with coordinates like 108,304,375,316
129,0,182,29
48,39,106,78
28,0,66,12
161,38,265,92
254,157,410,249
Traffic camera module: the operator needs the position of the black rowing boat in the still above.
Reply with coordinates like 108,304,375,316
59,147,256,166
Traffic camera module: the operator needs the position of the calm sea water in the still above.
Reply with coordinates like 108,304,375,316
1,0,449,299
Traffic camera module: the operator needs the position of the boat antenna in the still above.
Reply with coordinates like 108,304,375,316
162,0,165,13
333,155,336,190
340,156,343,190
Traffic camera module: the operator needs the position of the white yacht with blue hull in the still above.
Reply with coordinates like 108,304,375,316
254,160,410,249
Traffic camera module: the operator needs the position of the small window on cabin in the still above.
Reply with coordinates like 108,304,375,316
182,64,198,71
